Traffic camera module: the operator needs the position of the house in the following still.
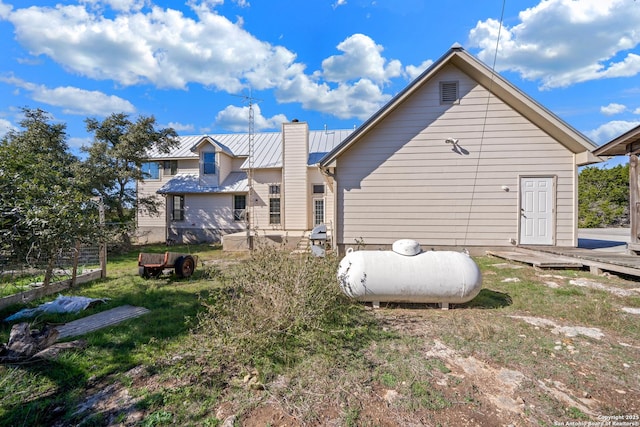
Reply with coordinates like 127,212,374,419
135,122,353,248
318,44,600,254
592,124,640,254
137,44,600,254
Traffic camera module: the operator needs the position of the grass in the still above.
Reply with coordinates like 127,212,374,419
0,245,639,425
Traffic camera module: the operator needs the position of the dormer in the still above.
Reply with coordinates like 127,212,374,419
190,136,235,187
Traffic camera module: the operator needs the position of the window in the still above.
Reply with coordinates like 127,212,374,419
313,199,324,226
172,195,185,221
312,184,325,194
163,160,177,176
269,184,281,225
233,195,246,221
203,152,216,175
440,81,459,104
269,184,281,196
141,162,160,180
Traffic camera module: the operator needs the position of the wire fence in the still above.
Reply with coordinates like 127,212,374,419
0,245,102,299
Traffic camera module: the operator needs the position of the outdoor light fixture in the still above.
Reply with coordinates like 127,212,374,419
445,137,459,145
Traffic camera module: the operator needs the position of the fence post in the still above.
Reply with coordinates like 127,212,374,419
97,197,107,278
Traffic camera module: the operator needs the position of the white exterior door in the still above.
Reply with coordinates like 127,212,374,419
520,177,554,245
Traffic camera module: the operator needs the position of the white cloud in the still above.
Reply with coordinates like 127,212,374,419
469,0,640,89
166,122,195,132
600,103,626,116
332,0,347,9
0,75,135,116
68,136,92,150
276,74,390,120
0,2,404,122
634,107,640,115
215,104,288,132
3,2,299,92
0,117,17,137
321,34,402,84
0,2,12,19
405,59,434,81
80,0,146,12
585,120,640,145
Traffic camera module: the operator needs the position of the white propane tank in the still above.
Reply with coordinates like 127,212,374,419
337,239,482,305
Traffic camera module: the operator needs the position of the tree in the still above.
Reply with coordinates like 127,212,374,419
81,113,179,248
0,108,99,285
578,164,629,228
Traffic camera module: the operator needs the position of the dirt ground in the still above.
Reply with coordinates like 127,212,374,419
63,269,640,427
69,309,639,426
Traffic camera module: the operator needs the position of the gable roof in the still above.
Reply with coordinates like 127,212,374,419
320,45,600,168
146,129,353,168
593,124,640,157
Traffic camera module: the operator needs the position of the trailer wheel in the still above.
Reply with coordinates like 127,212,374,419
139,266,148,278
175,255,195,278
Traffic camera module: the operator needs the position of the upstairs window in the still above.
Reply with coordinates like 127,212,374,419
440,81,459,104
141,162,160,180
163,160,178,176
203,152,216,175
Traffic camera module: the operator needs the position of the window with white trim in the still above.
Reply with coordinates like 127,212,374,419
172,195,185,221
269,184,281,225
141,162,160,180
312,184,325,194
233,195,246,221
163,160,178,176
203,152,216,175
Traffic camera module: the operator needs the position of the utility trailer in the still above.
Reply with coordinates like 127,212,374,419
138,252,198,279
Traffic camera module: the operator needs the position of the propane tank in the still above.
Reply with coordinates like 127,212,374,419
337,239,482,305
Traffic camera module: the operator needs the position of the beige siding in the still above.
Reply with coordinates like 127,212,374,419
136,158,201,243
251,169,283,231
178,159,199,174
180,194,244,231
308,168,333,229
136,176,167,243
336,64,577,248
282,122,308,230
218,152,233,183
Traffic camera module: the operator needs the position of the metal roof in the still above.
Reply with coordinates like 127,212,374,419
146,129,353,168
157,171,248,194
593,124,640,157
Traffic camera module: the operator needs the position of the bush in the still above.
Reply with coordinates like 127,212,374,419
192,242,363,373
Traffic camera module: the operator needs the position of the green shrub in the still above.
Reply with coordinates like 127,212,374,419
192,242,362,373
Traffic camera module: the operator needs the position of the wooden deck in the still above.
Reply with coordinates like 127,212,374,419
55,305,150,340
489,246,640,278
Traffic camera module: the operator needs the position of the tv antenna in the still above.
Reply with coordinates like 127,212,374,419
233,90,262,247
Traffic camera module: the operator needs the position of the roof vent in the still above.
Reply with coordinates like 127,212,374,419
440,81,459,104
292,119,299,122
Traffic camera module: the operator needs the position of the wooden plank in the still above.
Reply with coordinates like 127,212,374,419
487,250,583,269
524,246,640,278
55,305,150,340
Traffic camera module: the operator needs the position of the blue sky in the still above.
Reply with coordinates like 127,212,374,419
1,0,639,167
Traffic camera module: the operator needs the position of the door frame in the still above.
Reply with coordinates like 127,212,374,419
518,175,557,245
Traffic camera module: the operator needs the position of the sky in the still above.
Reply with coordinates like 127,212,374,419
1,0,640,168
